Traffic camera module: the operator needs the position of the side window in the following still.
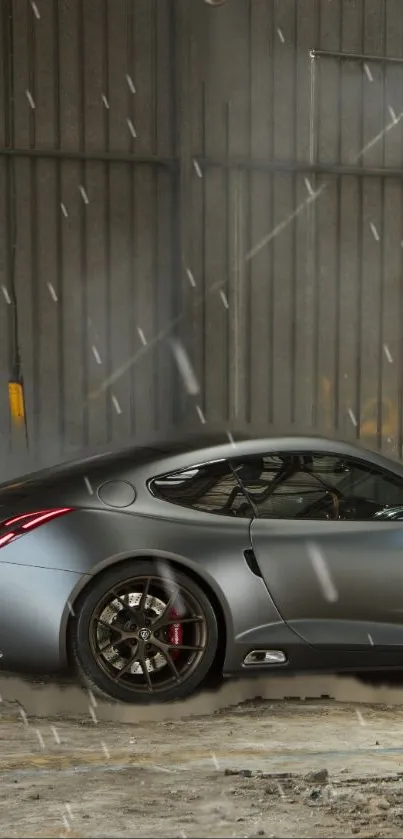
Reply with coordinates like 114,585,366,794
231,454,335,520
230,452,403,521
308,454,403,518
150,460,253,517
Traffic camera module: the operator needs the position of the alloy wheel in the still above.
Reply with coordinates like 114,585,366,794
89,575,209,696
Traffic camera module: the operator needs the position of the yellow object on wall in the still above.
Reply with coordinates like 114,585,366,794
8,382,25,424
320,376,398,440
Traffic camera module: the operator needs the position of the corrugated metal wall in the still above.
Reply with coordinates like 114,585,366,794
2,0,403,477
0,0,179,476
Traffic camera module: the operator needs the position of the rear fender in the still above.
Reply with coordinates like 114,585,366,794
0,508,283,672
60,547,234,659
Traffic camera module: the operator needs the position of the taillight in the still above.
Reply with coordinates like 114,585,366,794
0,508,73,548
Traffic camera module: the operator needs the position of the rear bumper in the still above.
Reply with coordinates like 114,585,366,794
0,562,86,673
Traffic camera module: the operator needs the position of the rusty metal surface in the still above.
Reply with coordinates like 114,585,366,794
1,0,403,477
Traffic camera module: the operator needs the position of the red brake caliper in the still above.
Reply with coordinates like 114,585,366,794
168,609,183,660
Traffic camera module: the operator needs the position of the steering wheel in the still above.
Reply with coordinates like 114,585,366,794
295,490,340,520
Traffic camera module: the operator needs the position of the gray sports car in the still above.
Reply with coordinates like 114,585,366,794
2,430,403,704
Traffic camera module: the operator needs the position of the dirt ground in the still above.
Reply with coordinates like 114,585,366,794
2,675,403,837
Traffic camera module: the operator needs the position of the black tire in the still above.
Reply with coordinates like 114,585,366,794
70,560,219,704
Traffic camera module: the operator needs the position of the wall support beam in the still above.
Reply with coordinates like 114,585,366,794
0,147,176,167
196,157,403,178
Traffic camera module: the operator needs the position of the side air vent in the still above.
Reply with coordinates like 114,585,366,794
243,549,262,578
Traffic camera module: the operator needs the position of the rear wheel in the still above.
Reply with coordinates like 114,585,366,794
70,560,219,704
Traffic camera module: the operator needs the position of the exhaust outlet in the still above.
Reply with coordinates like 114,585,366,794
243,650,287,666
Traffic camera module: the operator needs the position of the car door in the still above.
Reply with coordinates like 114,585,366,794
232,450,403,649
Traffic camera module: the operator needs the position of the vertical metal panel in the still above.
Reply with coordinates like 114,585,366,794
172,0,212,428
202,9,231,423
0,153,10,472
82,0,109,452
337,3,363,445
380,0,403,460
249,1,273,426
106,2,134,437
0,3,11,474
151,0,175,425
57,0,84,461
271,2,296,428
226,2,250,426
359,0,385,455
293,1,318,430
314,1,340,439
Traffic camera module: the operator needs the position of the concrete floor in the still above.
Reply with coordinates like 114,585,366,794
2,675,403,837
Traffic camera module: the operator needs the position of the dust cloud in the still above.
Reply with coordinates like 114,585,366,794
3,672,403,723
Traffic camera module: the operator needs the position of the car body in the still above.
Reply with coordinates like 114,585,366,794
2,430,403,703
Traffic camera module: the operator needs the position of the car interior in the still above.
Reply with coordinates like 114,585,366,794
152,452,403,521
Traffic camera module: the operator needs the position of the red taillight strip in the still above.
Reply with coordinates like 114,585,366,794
0,507,73,550
21,508,72,530
2,507,72,533
0,533,15,547
4,511,49,528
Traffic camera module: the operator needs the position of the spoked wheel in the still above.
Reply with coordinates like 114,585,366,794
70,560,219,703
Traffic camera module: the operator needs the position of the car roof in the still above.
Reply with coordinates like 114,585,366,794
162,433,401,472
2,425,402,490
0,430,241,490
143,428,403,479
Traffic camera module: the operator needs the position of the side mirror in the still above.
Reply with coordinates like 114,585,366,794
334,462,350,473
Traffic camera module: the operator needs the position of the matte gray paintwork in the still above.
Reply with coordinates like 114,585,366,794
251,518,403,647
0,507,286,671
2,433,403,679
0,562,86,670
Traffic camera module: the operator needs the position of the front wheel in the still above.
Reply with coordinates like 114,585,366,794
70,560,219,704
